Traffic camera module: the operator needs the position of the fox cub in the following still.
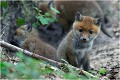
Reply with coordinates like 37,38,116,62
14,24,57,61
57,11,102,71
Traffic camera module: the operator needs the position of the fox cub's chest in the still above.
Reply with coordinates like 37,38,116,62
73,39,93,49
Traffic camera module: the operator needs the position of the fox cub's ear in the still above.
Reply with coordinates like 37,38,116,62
75,11,83,21
94,18,102,26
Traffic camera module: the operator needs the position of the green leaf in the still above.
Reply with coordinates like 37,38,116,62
31,70,40,78
16,51,24,58
46,18,56,23
36,16,48,25
45,12,51,17
16,17,25,26
0,1,8,8
34,7,42,13
50,7,60,14
41,19,49,25
32,22,40,27
1,62,13,77
64,73,78,79
99,68,107,75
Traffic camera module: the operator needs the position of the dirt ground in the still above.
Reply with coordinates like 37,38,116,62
89,27,120,79
89,1,120,78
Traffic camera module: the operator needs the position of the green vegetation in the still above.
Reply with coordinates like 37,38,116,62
33,7,60,27
16,17,26,26
1,52,99,79
0,1,8,8
99,68,107,75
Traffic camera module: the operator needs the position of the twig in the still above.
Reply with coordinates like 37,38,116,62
3,52,11,60
0,40,97,78
2,52,19,63
1,21,10,32
0,31,5,38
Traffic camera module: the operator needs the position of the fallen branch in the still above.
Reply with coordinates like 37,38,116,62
0,40,97,78
0,40,62,66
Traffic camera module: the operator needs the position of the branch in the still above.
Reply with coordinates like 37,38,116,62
0,41,97,78
0,40,62,66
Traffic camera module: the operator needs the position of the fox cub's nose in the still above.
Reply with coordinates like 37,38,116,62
83,38,87,41
81,37,89,42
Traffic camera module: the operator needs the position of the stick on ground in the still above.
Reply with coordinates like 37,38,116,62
0,40,62,66
0,40,97,78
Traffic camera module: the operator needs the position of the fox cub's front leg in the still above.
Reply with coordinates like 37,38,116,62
73,49,87,68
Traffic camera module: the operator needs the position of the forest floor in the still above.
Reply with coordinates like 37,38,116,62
89,23,120,79
90,40,120,79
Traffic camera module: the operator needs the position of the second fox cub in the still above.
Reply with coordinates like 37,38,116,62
57,12,102,71
14,24,57,61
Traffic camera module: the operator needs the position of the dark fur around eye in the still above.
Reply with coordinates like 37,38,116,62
79,29,83,32
89,30,93,34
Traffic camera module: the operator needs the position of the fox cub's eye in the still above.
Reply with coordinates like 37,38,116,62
89,30,93,34
79,28,83,32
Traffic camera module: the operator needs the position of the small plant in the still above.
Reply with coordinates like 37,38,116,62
1,1,9,21
99,68,107,75
0,1,8,8
16,17,25,26
33,7,60,27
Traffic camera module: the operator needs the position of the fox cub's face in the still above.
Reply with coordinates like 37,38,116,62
73,11,102,42
13,24,33,47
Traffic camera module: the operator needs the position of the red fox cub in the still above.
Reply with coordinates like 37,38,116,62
14,24,57,61
57,12,102,71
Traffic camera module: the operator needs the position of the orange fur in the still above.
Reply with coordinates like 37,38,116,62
73,16,100,34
